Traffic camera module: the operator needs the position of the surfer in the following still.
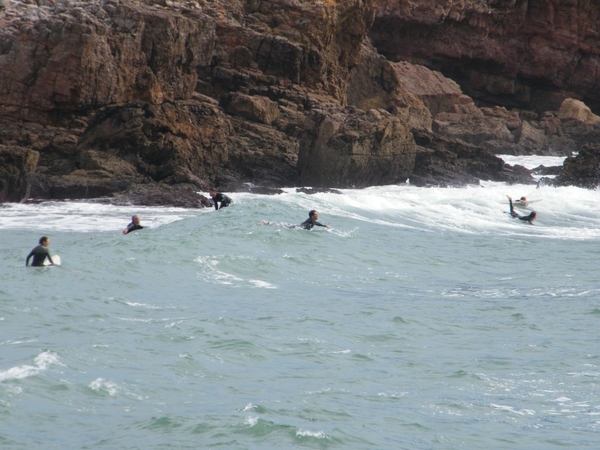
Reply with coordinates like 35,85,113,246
299,210,331,230
209,189,232,210
514,196,529,207
26,236,54,267
261,210,332,230
123,215,144,234
507,196,537,224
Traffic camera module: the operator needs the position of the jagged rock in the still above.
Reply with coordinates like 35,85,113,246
298,106,415,188
557,98,600,125
111,183,210,208
391,62,480,118
554,145,600,189
433,113,513,146
248,186,285,195
347,40,434,146
0,146,39,202
371,1,600,112
531,165,562,176
221,93,279,125
409,132,534,187
296,187,343,195
0,0,215,115
3,0,600,204
0,0,383,204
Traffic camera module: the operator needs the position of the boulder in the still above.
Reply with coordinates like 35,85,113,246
298,106,415,188
221,93,279,125
557,98,600,125
391,62,480,118
409,132,535,187
554,145,600,189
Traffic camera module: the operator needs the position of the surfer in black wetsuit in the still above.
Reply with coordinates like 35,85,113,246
514,196,529,207
123,215,144,234
507,196,537,224
261,210,332,229
209,189,232,210
299,210,331,230
26,236,54,266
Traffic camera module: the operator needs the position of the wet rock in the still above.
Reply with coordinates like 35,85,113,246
295,187,343,195
298,106,415,188
371,1,600,112
111,183,210,208
0,146,39,202
553,145,600,189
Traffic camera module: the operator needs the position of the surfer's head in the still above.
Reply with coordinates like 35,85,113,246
39,236,49,246
520,196,527,201
309,210,318,219
131,215,140,225
528,212,537,222
209,188,217,196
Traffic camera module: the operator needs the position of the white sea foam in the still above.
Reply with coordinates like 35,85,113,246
490,403,536,415
89,378,119,396
498,154,567,170
0,351,62,382
245,416,258,426
2,156,600,242
0,202,200,232
296,429,327,438
248,279,277,289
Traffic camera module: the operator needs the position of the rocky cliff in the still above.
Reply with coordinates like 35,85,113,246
371,0,600,113
1,0,600,205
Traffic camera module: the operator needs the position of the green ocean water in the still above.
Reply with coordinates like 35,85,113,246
1,180,599,449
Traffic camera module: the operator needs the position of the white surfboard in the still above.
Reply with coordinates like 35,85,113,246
43,255,61,266
501,199,542,209
514,199,542,209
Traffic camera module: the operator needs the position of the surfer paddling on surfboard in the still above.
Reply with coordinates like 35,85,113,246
262,210,332,230
26,236,55,267
299,210,331,230
123,215,144,235
507,195,537,224
514,196,529,207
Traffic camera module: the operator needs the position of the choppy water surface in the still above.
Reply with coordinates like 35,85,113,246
1,157,599,449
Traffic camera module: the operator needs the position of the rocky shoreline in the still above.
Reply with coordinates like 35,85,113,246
1,0,600,207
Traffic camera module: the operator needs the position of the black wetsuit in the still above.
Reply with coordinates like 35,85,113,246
212,193,232,210
124,223,144,234
26,245,53,267
509,198,536,224
299,217,327,230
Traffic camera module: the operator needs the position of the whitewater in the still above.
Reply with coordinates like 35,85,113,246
1,155,599,449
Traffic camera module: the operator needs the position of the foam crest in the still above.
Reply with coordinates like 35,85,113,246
0,202,200,232
0,351,61,382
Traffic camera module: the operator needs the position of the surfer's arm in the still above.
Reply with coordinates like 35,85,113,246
25,251,33,266
507,196,519,218
43,247,54,265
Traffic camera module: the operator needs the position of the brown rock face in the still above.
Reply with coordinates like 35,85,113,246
4,0,598,204
298,106,415,188
1,0,390,202
0,0,214,114
370,0,600,113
